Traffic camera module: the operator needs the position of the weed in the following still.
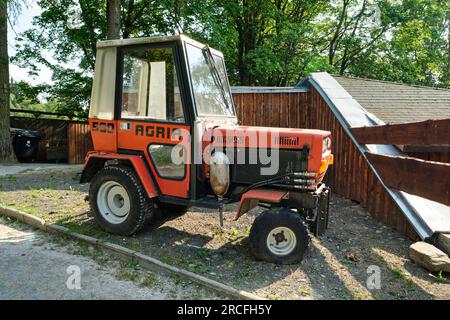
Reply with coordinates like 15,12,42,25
123,242,142,252
115,268,140,282
140,272,158,287
196,248,209,259
299,287,311,296
391,268,407,280
245,226,251,237
437,271,444,282
236,264,254,279
229,228,239,238
160,256,178,265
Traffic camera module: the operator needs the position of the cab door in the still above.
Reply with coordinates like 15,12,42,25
116,43,191,199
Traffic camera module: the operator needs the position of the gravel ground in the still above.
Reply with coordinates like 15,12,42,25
0,216,223,300
0,163,82,177
0,167,449,300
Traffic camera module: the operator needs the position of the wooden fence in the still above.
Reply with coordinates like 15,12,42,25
233,88,309,128
233,88,418,238
67,122,93,164
351,119,450,206
404,151,450,164
10,116,92,164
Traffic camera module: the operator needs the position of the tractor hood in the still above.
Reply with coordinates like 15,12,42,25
202,125,333,176
204,125,330,149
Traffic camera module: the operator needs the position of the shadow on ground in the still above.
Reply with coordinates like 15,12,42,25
0,167,447,299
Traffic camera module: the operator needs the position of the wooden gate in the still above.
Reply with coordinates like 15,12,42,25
67,122,93,164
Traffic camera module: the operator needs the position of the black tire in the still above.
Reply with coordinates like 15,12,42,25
249,207,310,264
157,203,189,216
89,165,154,235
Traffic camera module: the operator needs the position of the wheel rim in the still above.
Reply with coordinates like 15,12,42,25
97,181,130,224
266,226,297,256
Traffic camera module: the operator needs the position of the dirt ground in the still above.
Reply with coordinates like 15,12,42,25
0,167,449,300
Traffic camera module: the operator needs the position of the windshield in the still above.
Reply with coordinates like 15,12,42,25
185,43,235,117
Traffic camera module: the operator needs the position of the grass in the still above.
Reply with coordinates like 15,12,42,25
196,247,210,259
299,287,311,296
391,268,408,280
229,228,239,238
0,175,17,182
61,221,110,239
116,268,140,282
237,264,254,279
245,226,251,237
436,271,447,282
140,273,159,287
124,242,143,251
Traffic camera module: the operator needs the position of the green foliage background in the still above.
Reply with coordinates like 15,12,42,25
11,0,450,116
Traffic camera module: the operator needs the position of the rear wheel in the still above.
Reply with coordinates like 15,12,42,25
89,165,154,235
249,207,310,264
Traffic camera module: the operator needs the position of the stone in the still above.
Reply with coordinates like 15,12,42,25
437,233,450,256
409,241,450,273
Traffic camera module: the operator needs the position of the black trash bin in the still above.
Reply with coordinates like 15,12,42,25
10,128,41,162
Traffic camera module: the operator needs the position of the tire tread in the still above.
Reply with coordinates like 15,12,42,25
89,165,154,235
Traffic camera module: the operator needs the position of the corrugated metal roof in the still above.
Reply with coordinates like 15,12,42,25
331,75,450,124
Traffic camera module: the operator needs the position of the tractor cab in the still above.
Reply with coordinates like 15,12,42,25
81,35,334,264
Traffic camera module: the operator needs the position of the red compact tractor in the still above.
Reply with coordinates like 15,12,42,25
81,35,334,264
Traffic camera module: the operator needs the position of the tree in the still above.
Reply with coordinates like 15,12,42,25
12,0,170,116
347,0,449,87
0,0,17,162
107,0,120,39
10,0,450,117
200,0,329,86
322,0,403,75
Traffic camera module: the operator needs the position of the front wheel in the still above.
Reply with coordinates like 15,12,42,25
89,166,154,235
249,208,310,264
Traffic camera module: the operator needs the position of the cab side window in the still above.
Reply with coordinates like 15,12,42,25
120,46,184,123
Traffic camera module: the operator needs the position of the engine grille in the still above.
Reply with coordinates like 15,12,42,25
226,147,309,185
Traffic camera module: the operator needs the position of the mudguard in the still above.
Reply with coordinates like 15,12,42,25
81,151,158,198
235,188,288,220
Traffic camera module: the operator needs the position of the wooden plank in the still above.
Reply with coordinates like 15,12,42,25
351,119,450,146
360,158,368,207
67,122,92,164
387,196,396,230
374,180,383,222
366,152,450,206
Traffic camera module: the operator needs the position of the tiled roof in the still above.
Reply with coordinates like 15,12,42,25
332,75,450,124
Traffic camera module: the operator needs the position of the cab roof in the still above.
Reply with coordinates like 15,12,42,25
96,34,221,55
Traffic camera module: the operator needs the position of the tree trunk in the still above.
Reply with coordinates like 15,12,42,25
0,0,16,163
107,0,121,39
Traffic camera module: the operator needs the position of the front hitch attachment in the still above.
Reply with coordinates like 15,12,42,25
314,186,330,236
218,196,225,228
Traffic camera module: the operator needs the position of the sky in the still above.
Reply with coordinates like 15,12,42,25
8,1,53,85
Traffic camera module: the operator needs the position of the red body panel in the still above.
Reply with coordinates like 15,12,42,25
236,188,288,219
203,125,332,182
89,119,118,152
83,151,158,198
116,120,191,199
89,118,332,200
